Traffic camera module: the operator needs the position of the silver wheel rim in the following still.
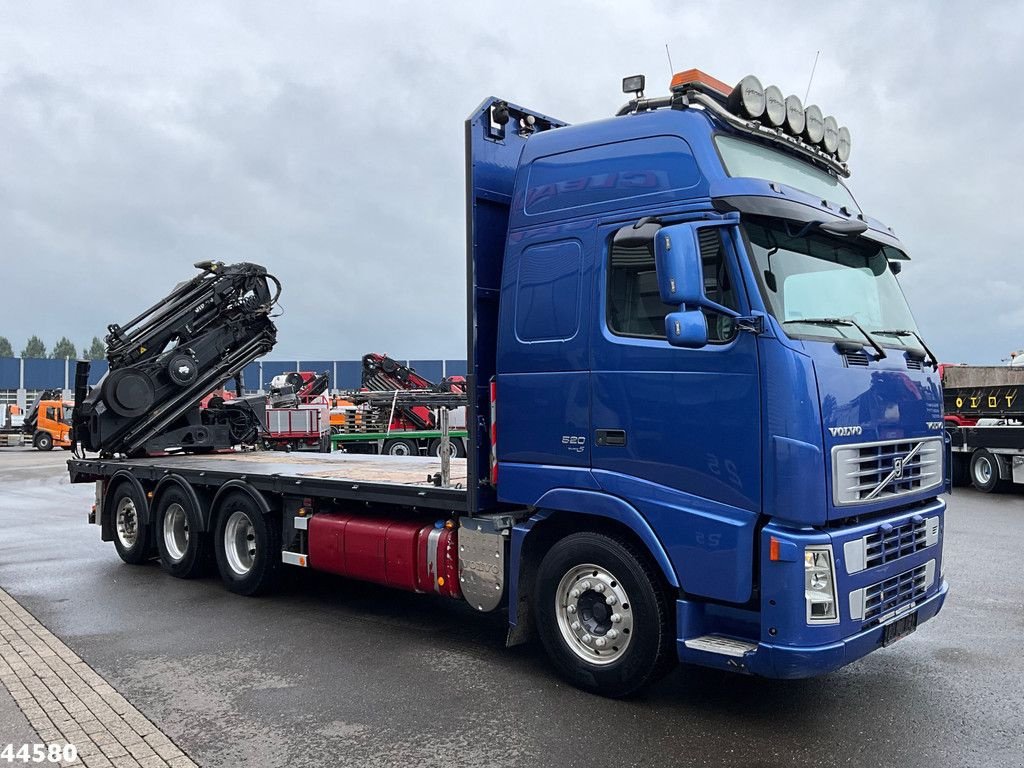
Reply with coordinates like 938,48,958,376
975,456,993,485
162,503,189,562
555,563,633,665
115,497,139,550
389,442,412,456
224,510,256,576
435,442,458,459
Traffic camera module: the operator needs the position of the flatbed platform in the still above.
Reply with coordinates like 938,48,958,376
68,451,469,511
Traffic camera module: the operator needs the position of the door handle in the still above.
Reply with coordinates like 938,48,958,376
595,429,627,447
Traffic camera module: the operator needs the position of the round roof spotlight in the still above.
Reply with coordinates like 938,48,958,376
728,75,766,119
783,95,805,135
803,104,825,144
836,126,852,162
764,85,786,127
822,116,840,154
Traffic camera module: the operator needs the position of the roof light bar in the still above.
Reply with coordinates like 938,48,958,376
728,75,766,119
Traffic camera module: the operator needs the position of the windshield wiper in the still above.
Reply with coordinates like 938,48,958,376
782,317,887,360
873,328,938,368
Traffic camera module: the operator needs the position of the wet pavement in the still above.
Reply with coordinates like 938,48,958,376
0,448,1021,767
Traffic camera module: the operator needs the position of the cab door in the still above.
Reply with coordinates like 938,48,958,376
589,221,761,603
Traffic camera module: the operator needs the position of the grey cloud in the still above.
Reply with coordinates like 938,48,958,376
0,1,1021,363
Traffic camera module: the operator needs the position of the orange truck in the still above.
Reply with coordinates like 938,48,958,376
8,389,74,450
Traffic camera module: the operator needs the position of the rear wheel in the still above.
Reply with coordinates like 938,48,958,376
428,437,466,459
110,482,151,565
970,449,1007,493
383,438,417,456
155,486,210,579
213,492,280,595
534,532,674,698
33,431,53,451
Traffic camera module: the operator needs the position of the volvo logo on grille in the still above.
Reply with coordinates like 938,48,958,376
865,442,923,500
829,426,863,437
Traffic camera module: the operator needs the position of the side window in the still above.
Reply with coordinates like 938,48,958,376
607,228,740,342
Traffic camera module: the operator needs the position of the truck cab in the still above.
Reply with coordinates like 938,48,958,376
467,71,948,690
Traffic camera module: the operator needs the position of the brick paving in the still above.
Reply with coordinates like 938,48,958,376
0,588,198,768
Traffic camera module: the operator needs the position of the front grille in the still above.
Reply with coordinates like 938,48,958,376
864,518,929,569
833,437,943,506
862,563,929,627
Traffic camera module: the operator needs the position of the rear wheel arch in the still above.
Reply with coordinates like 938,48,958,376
211,480,273,521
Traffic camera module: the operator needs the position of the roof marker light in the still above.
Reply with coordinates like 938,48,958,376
669,69,732,98
764,85,786,127
728,75,766,119
837,126,852,162
803,104,825,144
783,95,805,135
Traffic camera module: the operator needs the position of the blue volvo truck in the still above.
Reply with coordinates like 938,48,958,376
70,70,948,697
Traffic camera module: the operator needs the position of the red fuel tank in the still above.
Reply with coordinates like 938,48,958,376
307,513,461,599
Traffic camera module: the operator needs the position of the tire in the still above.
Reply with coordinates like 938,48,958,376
33,432,53,451
534,531,674,698
951,454,971,488
155,486,211,579
383,438,417,457
213,492,280,596
109,482,151,565
970,449,1007,493
428,437,466,459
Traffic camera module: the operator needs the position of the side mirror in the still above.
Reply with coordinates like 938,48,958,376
889,260,902,275
654,223,740,318
665,309,708,348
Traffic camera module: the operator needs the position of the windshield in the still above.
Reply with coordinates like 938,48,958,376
716,135,859,212
742,215,924,351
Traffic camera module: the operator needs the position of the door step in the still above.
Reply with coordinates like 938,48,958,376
683,635,758,657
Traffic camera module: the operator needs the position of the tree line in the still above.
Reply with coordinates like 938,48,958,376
0,335,106,360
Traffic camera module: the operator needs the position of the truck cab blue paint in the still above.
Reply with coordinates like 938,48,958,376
466,91,948,679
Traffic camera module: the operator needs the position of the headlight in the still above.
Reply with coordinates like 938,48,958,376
805,545,839,623
783,95,805,135
803,105,825,144
764,85,786,127
729,74,766,119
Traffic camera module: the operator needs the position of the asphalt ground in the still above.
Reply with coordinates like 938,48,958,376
0,448,1021,768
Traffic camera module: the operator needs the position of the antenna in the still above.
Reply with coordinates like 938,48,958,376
665,43,674,78
804,50,820,103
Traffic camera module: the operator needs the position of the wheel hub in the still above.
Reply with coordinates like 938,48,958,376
555,564,633,665
162,503,190,562
224,510,256,577
115,498,138,549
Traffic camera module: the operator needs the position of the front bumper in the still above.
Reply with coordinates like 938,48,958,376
675,498,948,678
745,578,948,678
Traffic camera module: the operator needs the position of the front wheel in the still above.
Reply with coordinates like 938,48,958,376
534,532,674,698
428,437,466,459
33,431,53,451
213,492,280,595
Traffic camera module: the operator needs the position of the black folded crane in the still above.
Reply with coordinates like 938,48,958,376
72,261,280,457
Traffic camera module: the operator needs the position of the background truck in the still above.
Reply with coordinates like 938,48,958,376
2,389,73,450
69,69,949,697
942,363,1024,492
330,354,468,457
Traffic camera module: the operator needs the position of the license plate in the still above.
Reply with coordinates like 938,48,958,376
882,611,918,646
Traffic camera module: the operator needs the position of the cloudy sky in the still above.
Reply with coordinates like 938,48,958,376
1,1,1021,364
